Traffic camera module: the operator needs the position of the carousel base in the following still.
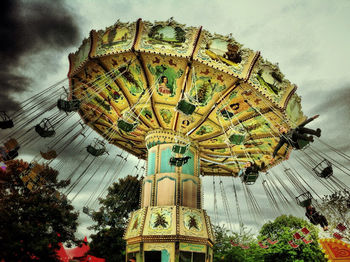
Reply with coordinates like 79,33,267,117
124,206,214,262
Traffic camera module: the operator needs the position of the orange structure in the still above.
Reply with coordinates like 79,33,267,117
319,238,350,262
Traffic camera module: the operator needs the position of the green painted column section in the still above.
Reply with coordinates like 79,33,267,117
161,249,170,262
160,147,176,173
181,150,194,175
147,151,156,175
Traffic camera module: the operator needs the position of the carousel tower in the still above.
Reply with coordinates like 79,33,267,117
124,129,214,261
68,18,306,262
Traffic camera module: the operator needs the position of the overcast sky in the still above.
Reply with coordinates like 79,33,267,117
1,0,350,239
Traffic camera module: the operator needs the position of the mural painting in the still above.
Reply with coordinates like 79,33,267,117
189,74,226,106
101,25,131,48
204,38,242,67
147,25,186,47
160,109,172,124
195,125,213,136
148,64,183,96
118,64,145,96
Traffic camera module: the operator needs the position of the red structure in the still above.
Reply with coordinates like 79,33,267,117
56,237,105,262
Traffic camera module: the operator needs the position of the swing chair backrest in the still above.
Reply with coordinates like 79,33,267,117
57,99,81,112
242,171,259,185
0,112,14,129
176,99,196,115
87,145,106,156
35,119,55,137
117,119,138,133
296,191,313,207
313,159,333,178
172,144,189,154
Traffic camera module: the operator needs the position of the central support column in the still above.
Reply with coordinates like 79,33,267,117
142,129,201,209
124,129,214,262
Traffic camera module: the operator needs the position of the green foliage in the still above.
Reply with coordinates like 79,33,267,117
212,225,264,262
88,175,141,262
212,215,327,262
319,190,350,241
258,215,326,262
0,160,79,261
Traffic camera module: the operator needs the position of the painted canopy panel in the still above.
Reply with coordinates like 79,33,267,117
69,19,306,176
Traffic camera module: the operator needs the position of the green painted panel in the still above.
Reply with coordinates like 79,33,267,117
160,148,175,173
182,150,194,175
161,249,170,262
147,152,156,175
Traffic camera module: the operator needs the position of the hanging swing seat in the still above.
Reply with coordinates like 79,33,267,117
87,139,107,157
293,232,302,240
4,138,20,152
176,99,196,115
172,144,189,154
230,240,239,247
288,240,299,248
302,238,313,244
0,112,14,129
87,145,106,157
0,138,20,161
313,159,333,178
40,150,57,160
241,171,259,185
301,227,310,235
35,118,55,137
296,139,310,149
258,242,269,249
57,99,81,112
117,119,138,133
83,206,92,216
169,156,191,167
336,223,346,232
0,148,18,161
296,191,313,207
229,134,245,145
333,232,343,240
239,244,250,249
266,238,278,245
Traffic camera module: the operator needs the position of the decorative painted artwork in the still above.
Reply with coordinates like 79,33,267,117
160,109,172,124
137,20,200,57
195,125,213,136
118,64,145,96
147,24,186,47
150,208,172,230
148,64,183,96
189,75,226,106
204,38,242,67
91,21,137,57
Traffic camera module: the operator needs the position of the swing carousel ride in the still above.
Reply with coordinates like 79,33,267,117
1,19,350,262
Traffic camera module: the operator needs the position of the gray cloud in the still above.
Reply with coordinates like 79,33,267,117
0,0,80,112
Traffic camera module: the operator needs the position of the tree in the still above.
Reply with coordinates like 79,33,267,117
212,225,264,262
319,189,350,241
258,215,326,262
0,159,79,261
88,175,141,262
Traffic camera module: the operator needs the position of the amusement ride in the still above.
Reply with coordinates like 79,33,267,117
1,18,349,261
